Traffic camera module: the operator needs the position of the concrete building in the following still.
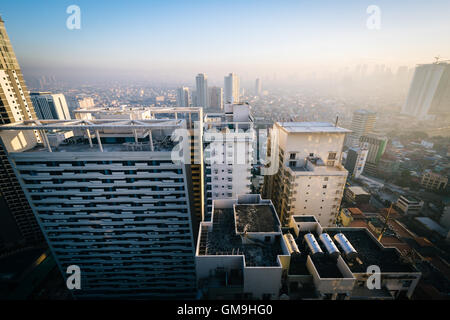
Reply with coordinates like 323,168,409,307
74,106,205,238
224,73,240,104
30,92,71,120
420,171,448,191
345,110,376,149
0,119,200,299
196,194,290,300
264,122,350,227
0,16,44,254
196,203,422,300
176,87,190,108
396,195,424,215
344,186,371,205
195,73,208,108
203,103,255,217
359,134,388,176
344,147,368,179
78,97,95,109
402,62,450,120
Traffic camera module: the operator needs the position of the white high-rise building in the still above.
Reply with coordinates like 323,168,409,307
344,109,376,149
195,73,208,108
0,119,199,299
176,87,190,108
224,73,240,104
264,122,350,227
402,62,450,120
30,92,71,120
203,103,254,216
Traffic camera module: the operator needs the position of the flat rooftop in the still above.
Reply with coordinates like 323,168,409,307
348,186,369,195
235,204,279,233
277,122,351,134
293,216,317,223
198,208,283,267
326,229,416,273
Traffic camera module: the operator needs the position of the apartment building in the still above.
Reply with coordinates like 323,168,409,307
0,119,199,298
203,103,255,218
264,122,350,227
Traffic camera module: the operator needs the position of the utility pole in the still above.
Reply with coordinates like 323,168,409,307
378,202,393,242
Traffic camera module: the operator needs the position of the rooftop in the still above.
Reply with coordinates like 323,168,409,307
277,122,351,134
235,204,279,233
348,186,369,195
198,208,283,267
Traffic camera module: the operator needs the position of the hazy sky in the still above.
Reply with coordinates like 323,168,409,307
1,0,449,83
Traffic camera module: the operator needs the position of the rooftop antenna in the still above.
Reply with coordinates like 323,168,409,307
335,116,339,127
434,55,441,64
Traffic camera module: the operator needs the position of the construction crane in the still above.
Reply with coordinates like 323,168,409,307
378,202,393,242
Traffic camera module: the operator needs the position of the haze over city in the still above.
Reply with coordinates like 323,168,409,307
1,0,450,85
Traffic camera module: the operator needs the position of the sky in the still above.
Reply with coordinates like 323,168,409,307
1,0,450,84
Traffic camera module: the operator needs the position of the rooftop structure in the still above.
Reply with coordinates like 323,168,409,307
286,215,421,300
277,122,351,134
196,194,290,299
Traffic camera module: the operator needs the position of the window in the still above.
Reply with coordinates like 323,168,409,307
289,161,296,167
323,185,327,189
328,152,337,160
309,153,314,157
290,153,296,160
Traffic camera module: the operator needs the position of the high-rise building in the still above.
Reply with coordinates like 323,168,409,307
255,78,262,96
0,16,44,253
30,92,71,120
359,134,388,176
208,86,223,110
0,119,199,298
195,73,208,108
344,110,376,149
344,147,368,179
74,106,205,239
176,87,190,108
263,122,350,227
224,73,240,104
402,62,450,120
203,103,254,217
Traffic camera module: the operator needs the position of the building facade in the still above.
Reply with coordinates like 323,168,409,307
176,87,190,108
30,92,71,120
0,119,199,298
402,62,450,120
0,16,44,253
264,122,350,227
345,110,376,149
203,103,254,217
224,73,240,104
195,73,208,108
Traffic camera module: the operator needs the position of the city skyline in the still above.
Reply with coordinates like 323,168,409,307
1,0,450,83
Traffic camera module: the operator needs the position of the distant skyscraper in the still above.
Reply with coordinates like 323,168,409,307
0,16,44,253
402,62,450,120
195,73,208,108
345,109,376,148
224,73,240,104
176,87,190,108
30,92,71,120
255,78,262,95
208,86,223,110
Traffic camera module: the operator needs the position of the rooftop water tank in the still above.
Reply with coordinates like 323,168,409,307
333,233,357,259
319,233,340,258
304,233,323,256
